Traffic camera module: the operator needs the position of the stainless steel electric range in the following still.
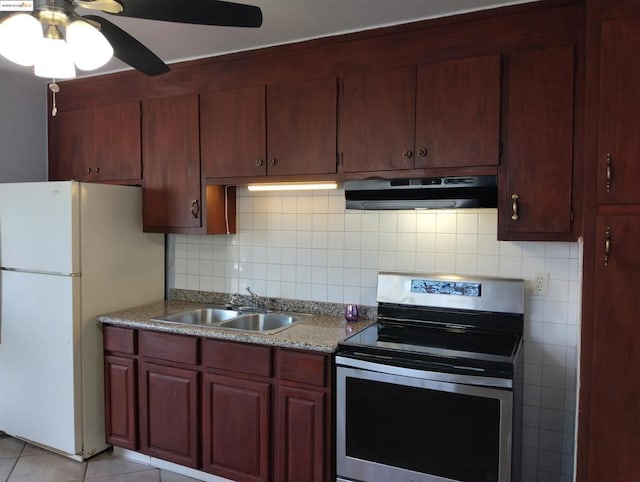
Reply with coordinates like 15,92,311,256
336,272,524,482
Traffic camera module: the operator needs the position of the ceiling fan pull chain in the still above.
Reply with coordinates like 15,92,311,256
49,81,60,117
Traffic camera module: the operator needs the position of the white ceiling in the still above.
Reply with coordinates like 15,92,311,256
0,0,539,79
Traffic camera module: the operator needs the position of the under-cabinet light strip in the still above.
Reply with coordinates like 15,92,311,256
247,181,338,192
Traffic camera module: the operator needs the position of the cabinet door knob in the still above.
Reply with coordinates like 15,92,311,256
268,158,277,166
402,150,413,159
86,167,92,174
191,200,200,219
605,153,612,193
255,159,264,167
604,225,611,266
511,194,520,221
95,166,100,174
418,148,427,157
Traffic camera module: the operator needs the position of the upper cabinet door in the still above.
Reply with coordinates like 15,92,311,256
415,55,501,168
48,109,91,182
266,77,338,176
142,94,201,232
499,45,575,240
201,86,266,179
340,66,416,173
597,17,640,203
91,102,142,182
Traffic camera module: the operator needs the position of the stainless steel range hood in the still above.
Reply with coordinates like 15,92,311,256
344,175,497,210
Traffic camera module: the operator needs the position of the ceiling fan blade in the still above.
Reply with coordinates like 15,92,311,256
83,15,170,76
75,0,124,14
114,0,262,28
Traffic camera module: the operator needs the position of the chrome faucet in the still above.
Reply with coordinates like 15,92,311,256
230,287,262,311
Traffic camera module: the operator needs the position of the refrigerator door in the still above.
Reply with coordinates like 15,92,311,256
0,181,78,274
0,270,81,454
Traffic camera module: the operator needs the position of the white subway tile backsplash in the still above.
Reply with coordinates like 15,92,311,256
170,186,582,481
456,212,478,234
436,211,456,233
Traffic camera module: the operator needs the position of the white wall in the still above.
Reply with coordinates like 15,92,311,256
171,186,581,482
0,69,48,182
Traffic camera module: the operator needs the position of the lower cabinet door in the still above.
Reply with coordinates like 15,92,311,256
276,385,327,482
139,362,199,468
202,373,271,482
104,355,138,450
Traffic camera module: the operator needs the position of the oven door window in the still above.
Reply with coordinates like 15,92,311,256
337,366,513,482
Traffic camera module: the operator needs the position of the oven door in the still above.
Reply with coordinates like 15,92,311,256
336,356,513,482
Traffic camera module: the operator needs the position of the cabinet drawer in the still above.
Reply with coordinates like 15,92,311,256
139,331,198,365
103,325,136,355
278,349,327,387
203,339,272,378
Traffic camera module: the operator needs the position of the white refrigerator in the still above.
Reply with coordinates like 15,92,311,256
0,181,164,460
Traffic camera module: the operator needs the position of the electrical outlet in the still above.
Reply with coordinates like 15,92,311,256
533,272,549,296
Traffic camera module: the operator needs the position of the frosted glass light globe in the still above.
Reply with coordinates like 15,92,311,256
0,14,42,66
67,20,113,71
34,36,76,79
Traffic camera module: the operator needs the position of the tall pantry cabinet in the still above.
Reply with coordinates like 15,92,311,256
579,2,640,481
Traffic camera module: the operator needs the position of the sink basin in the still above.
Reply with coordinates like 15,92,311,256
218,313,299,334
156,307,242,325
154,307,301,334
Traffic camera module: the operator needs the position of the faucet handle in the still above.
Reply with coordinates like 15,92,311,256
246,287,259,298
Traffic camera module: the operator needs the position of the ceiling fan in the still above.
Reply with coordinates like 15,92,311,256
0,0,263,78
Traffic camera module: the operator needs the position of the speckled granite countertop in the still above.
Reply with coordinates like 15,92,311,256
96,300,374,353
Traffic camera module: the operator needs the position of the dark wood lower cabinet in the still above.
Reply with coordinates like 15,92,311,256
104,327,333,482
276,385,327,482
202,373,271,482
104,355,138,450
585,212,640,481
138,362,199,468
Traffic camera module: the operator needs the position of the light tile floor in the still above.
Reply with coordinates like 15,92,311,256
0,434,203,482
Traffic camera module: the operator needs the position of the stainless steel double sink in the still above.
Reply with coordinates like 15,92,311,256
153,306,300,334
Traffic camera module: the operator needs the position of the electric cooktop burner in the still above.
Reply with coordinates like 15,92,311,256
338,272,525,379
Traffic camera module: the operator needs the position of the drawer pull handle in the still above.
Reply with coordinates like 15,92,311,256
511,194,519,221
605,153,612,193
604,225,611,266
191,200,200,219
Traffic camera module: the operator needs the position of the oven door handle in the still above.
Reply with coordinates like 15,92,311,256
336,355,513,389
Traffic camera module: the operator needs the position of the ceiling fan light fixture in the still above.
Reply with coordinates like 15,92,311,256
34,25,76,79
0,13,42,66
67,19,114,71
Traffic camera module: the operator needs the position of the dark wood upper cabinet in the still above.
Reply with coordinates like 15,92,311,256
266,77,337,177
201,86,266,178
415,55,501,168
202,77,337,180
49,108,91,182
340,65,416,173
142,94,202,232
498,45,576,240
340,55,500,174
48,103,142,183
91,102,142,182
597,16,640,203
